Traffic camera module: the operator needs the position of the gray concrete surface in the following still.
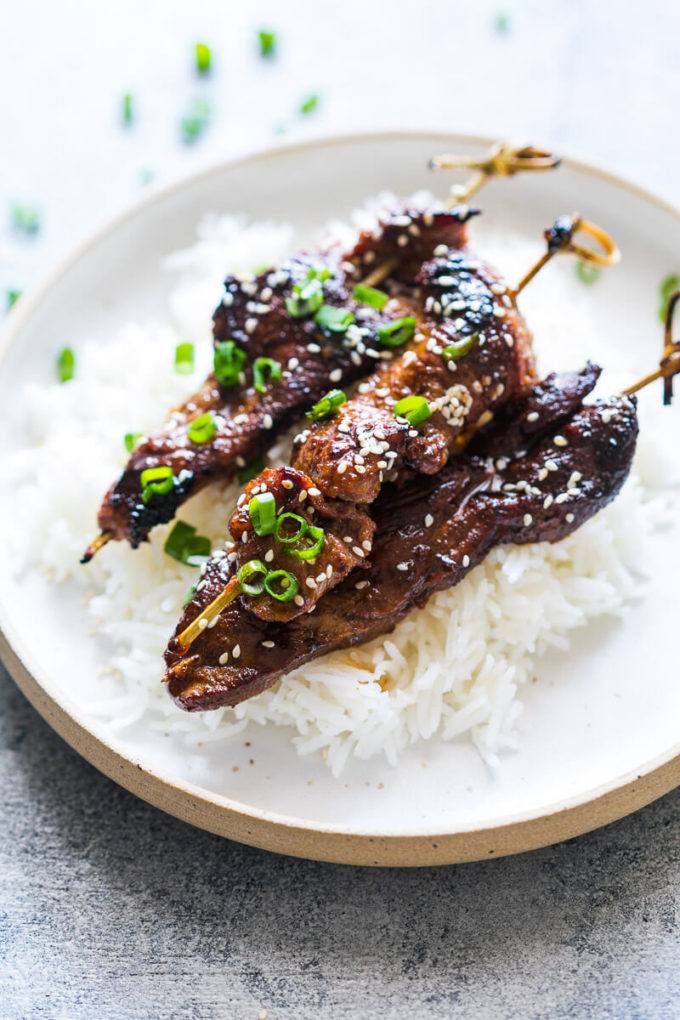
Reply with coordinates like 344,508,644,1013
2,665,679,1019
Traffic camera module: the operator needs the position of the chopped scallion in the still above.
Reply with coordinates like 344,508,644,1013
237,456,264,485
164,520,211,565
195,42,211,74
183,585,196,607
124,432,143,453
174,342,195,374
352,283,388,310
264,569,299,601
300,94,319,115
253,357,282,393
306,388,346,421
181,98,212,144
7,289,21,309
122,93,134,125
238,559,268,596
275,512,308,544
140,466,174,504
285,276,324,318
394,395,432,427
315,304,355,333
575,261,600,285
287,524,324,561
187,413,216,444
57,347,75,383
249,492,277,536
442,333,478,362
659,274,680,323
11,204,40,235
378,316,416,348
258,29,276,57
214,340,247,386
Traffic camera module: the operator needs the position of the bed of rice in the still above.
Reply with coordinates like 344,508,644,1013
5,199,665,776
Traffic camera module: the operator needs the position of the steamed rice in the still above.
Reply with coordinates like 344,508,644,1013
6,201,665,775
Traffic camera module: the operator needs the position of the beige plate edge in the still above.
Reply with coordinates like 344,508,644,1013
2,128,680,867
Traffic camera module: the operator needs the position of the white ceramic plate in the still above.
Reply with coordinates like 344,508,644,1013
2,131,679,866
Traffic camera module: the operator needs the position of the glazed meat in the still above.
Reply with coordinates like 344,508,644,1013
224,240,535,621
164,366,638,711
85,206,478,556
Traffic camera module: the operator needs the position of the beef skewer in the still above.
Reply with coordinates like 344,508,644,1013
82,142,561,561
175,214,620,644
163,361,644,711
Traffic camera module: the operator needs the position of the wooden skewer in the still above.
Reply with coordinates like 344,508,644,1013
623,291,680,401
176,574,242,650
512,214,620,297
80,531,112,563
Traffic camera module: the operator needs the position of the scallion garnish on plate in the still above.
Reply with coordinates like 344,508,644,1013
214,340,247,386
258,29,276,58
195,42,211,74
124,432,143,453
314,304,355,333
174,342,195,374
57,347,75,383
394,395,432,427
253,357,282,393
249,492,277,536
576,261,600,285
181,99,212,144
378,316,416,348
11,204,40,235
187,413,216,444
164,520,211,565
352,283,388,310
7,290,21,310
300,94,319,115
306,389,346,421
122,93,134,125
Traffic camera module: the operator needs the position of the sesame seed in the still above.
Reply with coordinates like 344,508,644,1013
523,514,533,526
396,562,409,571
355,580,369,590
329,368,342,382
326,565,333,578
265,549,274,563
316,572,326,584
307,342,321,354
262,640,275,648
263,414,274,430
363,250,376,264
197,618,208,631
362,539,372,551
566,512,575,523
553,435,568,447
526,411,539,423
287,357,300,370
294,594,305,606
282,479,293,489
352,546,365,558
219,651,229,665
546,460,558,472
343,535,353,543
434,243,448,256
424,514,434,527
397,234,409,247
337,463,347,475
232,644,241,659
543,494,554,509
306,577,317,589
423,212,434,226
462,554,470,567
245,318,258,334
298,489,307,501
555,493,570,504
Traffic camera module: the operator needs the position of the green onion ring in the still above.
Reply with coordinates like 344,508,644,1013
275,512,308,544
393,395,432,427
287,525,325,560
238,559,268,595
248,492,277,535
264,569,299,601
187,413,217,444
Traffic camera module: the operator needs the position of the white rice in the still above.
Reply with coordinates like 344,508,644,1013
5,201,667,776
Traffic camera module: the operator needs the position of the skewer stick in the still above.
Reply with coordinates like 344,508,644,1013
357,141,561,288
512,214,620,297
80,531,112,563
623,291,680,401
176,574,242,650
430,142,561,206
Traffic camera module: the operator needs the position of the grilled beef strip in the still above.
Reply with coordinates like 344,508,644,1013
86,206,477,555
224,234,536,622
164,366,638,711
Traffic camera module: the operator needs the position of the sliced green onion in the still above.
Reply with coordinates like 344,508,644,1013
275,512,308,544
315,304,355,333
576,261,600,285
164,520,211,565
495,12,510,32
140,169,155,187
442,333,478,362
258,29,276,57
11,204,40,235
238,559,268,596
264,569,299,601
124,432,143,453
306,388,346,421
140,466,174,503
253,357,282,393
214,340,247,386
182,585,196,607
122,93,134,125
195,42,211,74
237,456,264,485
286,276,324,318
378,316,416,348
248,492,277,536
394,395,432,427
57,347,75,383
352,283,388,310
187,413,216,444
174,342,195,374
7,289,21,309
659,274,680,323
300,94,319,115
287,524,325,561
181,98,212,144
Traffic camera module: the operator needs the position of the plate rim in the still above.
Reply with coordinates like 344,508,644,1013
2,127,680,866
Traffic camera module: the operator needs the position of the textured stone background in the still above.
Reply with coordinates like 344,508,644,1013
1,2,679,1017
